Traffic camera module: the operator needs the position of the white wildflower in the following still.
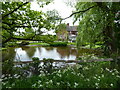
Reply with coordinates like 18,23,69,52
81,74,84,78
101,74,104,78
86,78,90,81
97,78,100,81
49,80,53,83
14,74,18,77
0,79,2,82
12,83,15,86
57,82,60,85
1,75,5,78
32,84,36,87
38,80,41,84
38,84,43,88
74,82,79,88
95,83,99,86
67,82,70,86
105,68,110,71
110,83,113,87
112,73,115,75
77,73,80,76
115,70,119,74
46,82,49,84
98,76,101,79
109,70,112,73
95,74,98,76
116,75,120,78
93,76,97,79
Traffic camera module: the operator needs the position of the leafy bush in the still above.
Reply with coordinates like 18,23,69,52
29,42,50,46
50,42,67,47
2,61,120,88
6,42,18,47
19,41,29,46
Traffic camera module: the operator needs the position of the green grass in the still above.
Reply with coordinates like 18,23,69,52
29,42,50,46
2,48,7,50
68,42,76,45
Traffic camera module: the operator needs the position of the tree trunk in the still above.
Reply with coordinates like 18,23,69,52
103,14,117,56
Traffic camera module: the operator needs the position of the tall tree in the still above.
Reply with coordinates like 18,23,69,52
1,1,54,46
73,2,120,57
55,23,68,41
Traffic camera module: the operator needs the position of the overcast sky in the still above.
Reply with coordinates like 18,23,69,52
30,0,79,26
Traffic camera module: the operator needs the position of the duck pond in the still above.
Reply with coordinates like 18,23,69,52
2,45,101,62
2,46,120,88
2,45,102,69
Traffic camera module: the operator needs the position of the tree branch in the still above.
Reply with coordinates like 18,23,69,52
61,5,96,20
2,2,29,19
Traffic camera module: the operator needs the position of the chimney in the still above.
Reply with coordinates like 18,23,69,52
67,23,69,26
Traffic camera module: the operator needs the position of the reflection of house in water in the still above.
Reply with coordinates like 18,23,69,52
21,46,36,58
56,47,77,60
44,47,54,51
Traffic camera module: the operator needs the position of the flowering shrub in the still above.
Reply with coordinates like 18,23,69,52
77,53,99,60
2,60,120,88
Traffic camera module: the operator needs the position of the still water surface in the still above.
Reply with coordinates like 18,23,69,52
2,46,78,61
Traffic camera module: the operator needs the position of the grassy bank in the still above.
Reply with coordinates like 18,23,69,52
29,42,50,46
29,42,68,47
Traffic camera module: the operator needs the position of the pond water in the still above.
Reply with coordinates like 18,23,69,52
2,46,78,61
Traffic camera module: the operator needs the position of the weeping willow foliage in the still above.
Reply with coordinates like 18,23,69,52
75,2,104,48
74,2,120,55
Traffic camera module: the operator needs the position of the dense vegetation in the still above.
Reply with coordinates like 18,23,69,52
1,1,58,47
1,0,120,89
2,57,120,88
73,2,120,57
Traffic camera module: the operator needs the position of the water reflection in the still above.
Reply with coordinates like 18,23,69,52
2,46,78,61
56,47,77,60
2,48,16,61
21,46,36,58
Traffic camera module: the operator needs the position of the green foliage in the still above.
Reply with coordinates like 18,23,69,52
55,23,68,41
68,42,76,45
75,2,104,49
46,9,61,26
6,42,18,47
75,2,120,56
34,35,57,43
2,1,56,45
32,57,39,62
29,42,50,46
19,41,30,46
49,42,67,47
55,23,67,33
2,61,120,88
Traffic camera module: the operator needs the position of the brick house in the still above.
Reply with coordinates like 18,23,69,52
56,23,78,41
66,23,78,42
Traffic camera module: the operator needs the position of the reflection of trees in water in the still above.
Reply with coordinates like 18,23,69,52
44,47,54,51
37,47,42,53
2,48,16,62
21,46,36,58
56,47,77,59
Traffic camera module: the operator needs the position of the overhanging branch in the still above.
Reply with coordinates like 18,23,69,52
2,2,29,19
61,5,96,20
